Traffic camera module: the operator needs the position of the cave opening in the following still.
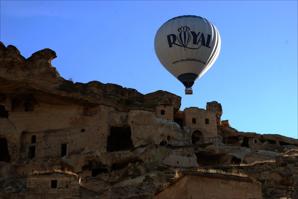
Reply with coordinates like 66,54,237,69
241,137,250,147
91,167,108,177
0,105,8,118
107,126,133,152
231,156,241,164
0,138,10,162
196,152,223,166
279,141,291,146
82,161,108,177
174,118,183,128
267,139,277,145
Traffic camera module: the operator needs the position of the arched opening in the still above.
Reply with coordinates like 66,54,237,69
0,138,10,162
0,105,8,118
107,126,134,152
192,130,203,145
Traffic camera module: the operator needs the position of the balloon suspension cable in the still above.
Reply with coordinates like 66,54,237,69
185,87,193,95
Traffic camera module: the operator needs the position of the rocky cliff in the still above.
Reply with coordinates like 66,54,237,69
0,42,297,199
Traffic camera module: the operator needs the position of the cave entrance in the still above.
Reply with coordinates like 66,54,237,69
0,138,10,162
107,126,134,152
195,152,223,166
241,137,249,147
0,105,8,118
192,130,203,145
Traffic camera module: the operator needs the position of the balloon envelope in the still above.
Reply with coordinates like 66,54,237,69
154,15,221,94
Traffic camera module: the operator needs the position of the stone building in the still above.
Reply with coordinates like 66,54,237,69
26,171,80,199
155,171,262,199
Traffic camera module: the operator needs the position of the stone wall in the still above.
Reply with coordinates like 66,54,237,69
155,174,262,199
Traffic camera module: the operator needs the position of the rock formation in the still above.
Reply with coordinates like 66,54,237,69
0,42,297,199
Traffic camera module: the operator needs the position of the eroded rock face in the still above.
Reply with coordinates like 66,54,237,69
0,42,297,199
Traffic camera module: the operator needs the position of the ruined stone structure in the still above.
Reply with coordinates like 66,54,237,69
0,42,298,199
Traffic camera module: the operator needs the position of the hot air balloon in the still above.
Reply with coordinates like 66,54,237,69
154,15,221,94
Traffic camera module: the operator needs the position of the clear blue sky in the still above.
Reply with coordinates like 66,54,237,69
0,1,297,138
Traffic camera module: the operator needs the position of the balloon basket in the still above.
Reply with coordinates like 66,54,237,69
185,88,193,95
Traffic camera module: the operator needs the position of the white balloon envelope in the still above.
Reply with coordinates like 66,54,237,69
154,15,221,94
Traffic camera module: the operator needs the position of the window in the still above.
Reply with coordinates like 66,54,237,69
192,118,196,124
205,118,209,125
0,105,8,118
107,126,134,152
28,146,36,159
61,144,67,157
51,180,58,188
160,110,165,115
31,135,36,144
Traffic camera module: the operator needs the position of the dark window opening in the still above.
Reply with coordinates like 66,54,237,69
28,146,36,159
61,144,67,157
31,135,36,144
205,118,210,125
107,126,133,152
51,180,58,188
0,105,8,118
192,118,196,124
0,138,10,162
160,110,165,115
192,130,203,145
241,137,249,147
